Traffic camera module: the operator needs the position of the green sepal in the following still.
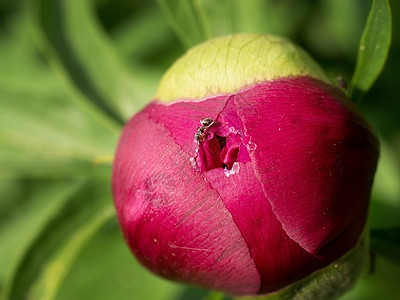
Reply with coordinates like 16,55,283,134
236,234,368,300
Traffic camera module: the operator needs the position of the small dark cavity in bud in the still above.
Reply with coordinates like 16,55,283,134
216,135,228,169
194,117,243,172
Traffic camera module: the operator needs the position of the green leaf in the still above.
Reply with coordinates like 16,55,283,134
0,77,119,178
0,9,120,178
157,0,312,49
57,222,187,300
350,0,392,100
1,179,115,300
304,0,365,60
368,140,400,229
157,0,209,48
338,255,400,300
370,227,400,265
28,0,150,123
0,11,49,87
157,0,265,48
201,291,226,300
236,236,368,300
112,8,176,62
0,179,83,283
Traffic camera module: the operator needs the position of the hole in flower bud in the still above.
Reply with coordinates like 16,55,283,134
194,120,243,172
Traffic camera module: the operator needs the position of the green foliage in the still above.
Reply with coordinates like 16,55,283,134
0,75,119,177
56,223,186,300
339,255,400,300
350,0,392,100
157,0,311,49
29,0,152,123
371,227,400,265
236,236,368,300
1,179,114,300
201,291,225,300
0,2,120,178
0,0,398,299
0,179,82,283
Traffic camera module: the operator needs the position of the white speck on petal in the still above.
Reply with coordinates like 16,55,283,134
246,140,257,151
224,162,240,178
190,157,198,170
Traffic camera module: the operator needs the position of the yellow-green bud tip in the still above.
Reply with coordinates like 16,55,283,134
156,33,330,102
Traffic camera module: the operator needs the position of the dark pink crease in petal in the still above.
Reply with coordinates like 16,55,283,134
204,163,326,293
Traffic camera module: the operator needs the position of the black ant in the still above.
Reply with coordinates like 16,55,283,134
195,118,214,141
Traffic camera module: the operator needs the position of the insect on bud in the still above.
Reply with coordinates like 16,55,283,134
112,34,379,298
200,118,214,127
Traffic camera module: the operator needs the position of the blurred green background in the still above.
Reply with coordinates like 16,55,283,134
0,0,399,299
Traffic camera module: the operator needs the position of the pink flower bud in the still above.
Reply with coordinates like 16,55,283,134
112,34,379,296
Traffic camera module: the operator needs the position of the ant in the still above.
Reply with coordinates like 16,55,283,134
195,118,214,141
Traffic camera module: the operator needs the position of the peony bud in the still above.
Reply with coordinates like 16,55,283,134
112,34,379,297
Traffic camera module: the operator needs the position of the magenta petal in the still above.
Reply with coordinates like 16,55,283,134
198,133,224,171
233,77,378,260
204,163,324,293
221,145,239,168
112,112,260,295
